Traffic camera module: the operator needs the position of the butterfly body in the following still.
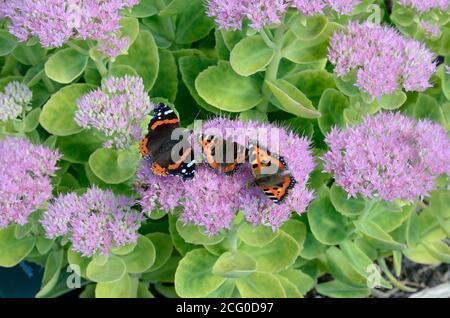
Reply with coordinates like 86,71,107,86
249,144,296,204
199,134,248,175
140,103,195,180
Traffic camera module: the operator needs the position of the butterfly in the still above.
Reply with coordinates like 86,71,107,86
199,134,248,175
139,103,196,180
249,143,296,204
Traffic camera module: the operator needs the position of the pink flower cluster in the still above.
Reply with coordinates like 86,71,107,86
420,20,442,38
292,0,360,16
329,22,437,98
206,0,360,30
135,118,315,234
0,137,60,228
0,0,139,58
41,186,143,256
206,0,289,30
75,76,153,149
398,0,449,13
323,113,450,202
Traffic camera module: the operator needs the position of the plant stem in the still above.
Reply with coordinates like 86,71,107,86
95,59,108,77
227,221,244,253
42,75,57,94
228,225,238,253
259,28,275,48
67,41,89,56
359,199,376,222
257,26,285,113
87,41,108,77
22,45,37,65
378,258,417,293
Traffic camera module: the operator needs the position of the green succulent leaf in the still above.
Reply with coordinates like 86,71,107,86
57,130,104,164
120,235,156,273
235,272,286,298
212,251,257,278
124,0,158,18
330,184,367,217
175,249,226,298
282,23,343,64
151,48,178,102
280,219,307,252
266,79,321,118
86,255,126,283
113,30,159,91
88,148,141,184
279,269,315,295
13,43,47,66
178,56,221,113
354,220,406,251
240,231,300,273
325,246,367,288
145,233,173,271
318,88,349,135
378,91,407,110
40,84,95,136
316,280,370,298
159,0,197,16
0,30,18,56
45,48,88,84
195,61,263,112
236,223,279,247
0,226,36,268
95,274,138,298
36,237,55,255
230,35,274,76
36,249,64,298
290,15,329,41
307,186,349,245
277,275,303,298
67,249,91,278
176,219,225,245
175,0,215,44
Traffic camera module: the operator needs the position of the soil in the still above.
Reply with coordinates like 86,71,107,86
390,260,449,298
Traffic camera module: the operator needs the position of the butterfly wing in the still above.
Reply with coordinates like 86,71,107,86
140,103,179,160
140,103,195,180
249,144,296,204
200,135,248,175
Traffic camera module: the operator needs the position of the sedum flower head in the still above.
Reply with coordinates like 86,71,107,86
206,0,289,30
0,0,139,58
329,22,437,98
0,137,60,228
181,165,252,235
322,112,450,202
291,0,360,16
197,118,315,231
75,76,153,149
41,186,143,257
206,0,361,30
420,20,442,38
0,81,32,122
134,163,186,214
398,0,449,13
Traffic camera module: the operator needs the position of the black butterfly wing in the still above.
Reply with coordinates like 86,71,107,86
141,103,196,180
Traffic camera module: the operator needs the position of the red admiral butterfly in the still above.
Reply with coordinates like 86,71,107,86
139,103,195,180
